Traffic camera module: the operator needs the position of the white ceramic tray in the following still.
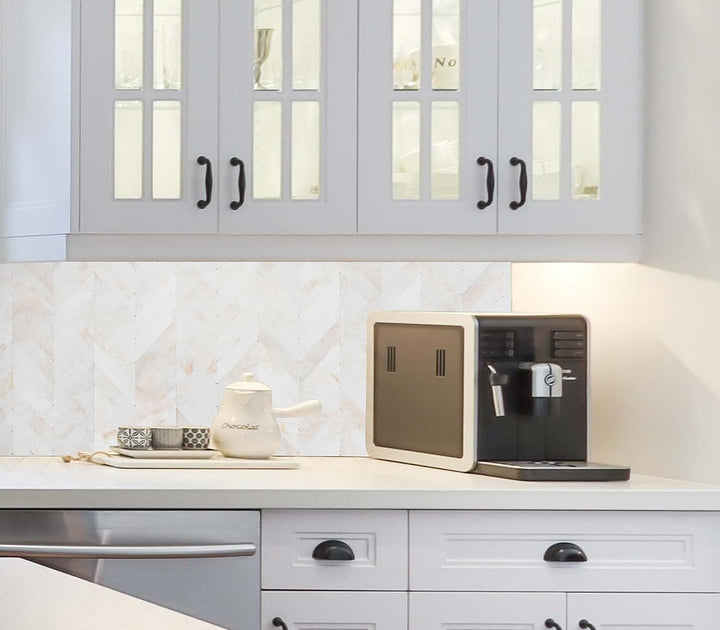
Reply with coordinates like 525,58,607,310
93,453,300,470
110,446,218,459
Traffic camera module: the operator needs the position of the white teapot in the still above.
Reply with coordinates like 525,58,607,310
211,373,322,459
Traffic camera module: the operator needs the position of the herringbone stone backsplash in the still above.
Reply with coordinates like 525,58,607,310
0,262,510,456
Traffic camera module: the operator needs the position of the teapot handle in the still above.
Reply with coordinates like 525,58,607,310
272,400,322,418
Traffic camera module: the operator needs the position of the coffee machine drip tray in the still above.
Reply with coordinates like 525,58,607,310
475,461,631,482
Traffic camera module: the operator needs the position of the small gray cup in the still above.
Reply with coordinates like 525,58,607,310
182,427,211,450
117,427,152,450
151,427,184,450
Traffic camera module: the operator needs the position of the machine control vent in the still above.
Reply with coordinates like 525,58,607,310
435,349,446,377
386,346,397,372
552,331,586,359
480,330,515,359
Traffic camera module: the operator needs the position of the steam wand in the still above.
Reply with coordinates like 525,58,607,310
487,364,508,418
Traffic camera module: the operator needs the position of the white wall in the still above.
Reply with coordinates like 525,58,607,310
513,0,720,483
513,263,720,483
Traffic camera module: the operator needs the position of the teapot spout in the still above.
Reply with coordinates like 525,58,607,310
272,400,322,418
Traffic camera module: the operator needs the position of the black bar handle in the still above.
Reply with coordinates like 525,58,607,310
544,542,588,563
545,620,563,630
509,156,528,210
578,621,596,630
476,157,495,210
272,618,289,630
197,156,213,209
312,539,355,561
230,157,246,210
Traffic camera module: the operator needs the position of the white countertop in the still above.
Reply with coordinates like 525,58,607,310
0,456,719,511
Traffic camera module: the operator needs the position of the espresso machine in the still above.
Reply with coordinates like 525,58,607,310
366,311,630,481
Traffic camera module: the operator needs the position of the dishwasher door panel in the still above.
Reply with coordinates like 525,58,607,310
0,510,260,630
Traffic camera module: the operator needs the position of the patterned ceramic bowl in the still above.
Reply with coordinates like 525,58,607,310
182,427,211,450
151,427,184,450
117,427,152,450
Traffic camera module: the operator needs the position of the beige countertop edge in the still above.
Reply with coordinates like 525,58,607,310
0,457,718,511
0,489,720,511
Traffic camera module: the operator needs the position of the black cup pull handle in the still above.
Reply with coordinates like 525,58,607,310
509,156,528,210
545,620,563,630
578,621,596,630
312,539,355,561
476,157,495,210
230,157,246,210
197,156,213,209
272,618,289,630
544,542,588,563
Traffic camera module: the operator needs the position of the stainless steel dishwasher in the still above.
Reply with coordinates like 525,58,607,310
0,510,259,629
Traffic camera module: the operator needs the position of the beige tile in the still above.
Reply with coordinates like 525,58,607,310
2,261,511,456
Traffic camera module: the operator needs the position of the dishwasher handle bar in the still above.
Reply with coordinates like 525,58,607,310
0,543,257,560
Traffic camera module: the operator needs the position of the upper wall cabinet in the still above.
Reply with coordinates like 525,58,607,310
81,0,219,234
218,0,357,234
358,0,499,235
0,0,643,260
358,0,643,236
497,0,642,235
0,0,72,239
80,0,357,235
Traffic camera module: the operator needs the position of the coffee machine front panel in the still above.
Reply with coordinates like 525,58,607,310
475,315,588,463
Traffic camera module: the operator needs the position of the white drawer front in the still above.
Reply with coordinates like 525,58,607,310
262,591,408,629
262,510,408,590
567,593,720,629
410,592,566,630
410,511,720,593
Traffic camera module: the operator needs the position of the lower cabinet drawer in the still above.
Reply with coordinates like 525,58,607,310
567,593,720,628
262,509,408,590
409,592,565,630
408,592,720,629
410,510,720,593
261,591,408,629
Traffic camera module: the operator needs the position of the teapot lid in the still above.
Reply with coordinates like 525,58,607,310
226,373,271,392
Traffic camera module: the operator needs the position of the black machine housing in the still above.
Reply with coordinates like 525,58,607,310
367,312,630,481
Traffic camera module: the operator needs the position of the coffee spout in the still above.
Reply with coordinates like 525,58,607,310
519,362,564,417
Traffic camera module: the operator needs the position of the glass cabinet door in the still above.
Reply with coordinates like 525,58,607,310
498,0,642,235
80,0,219,234
219,0,358,234
358,0,499,235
